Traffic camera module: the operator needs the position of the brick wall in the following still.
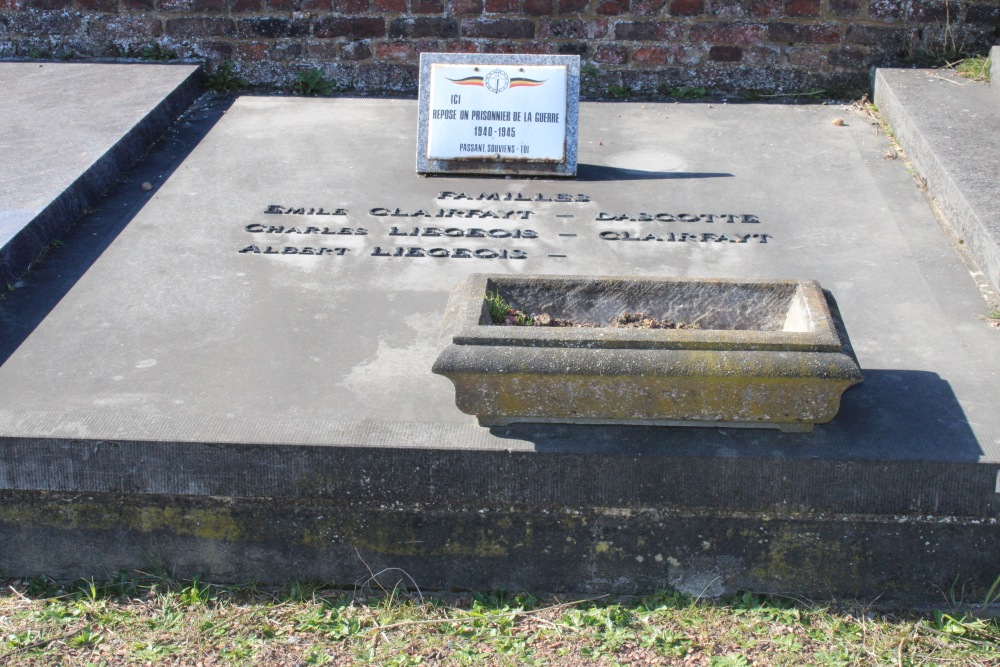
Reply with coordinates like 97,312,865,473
1,0,997,95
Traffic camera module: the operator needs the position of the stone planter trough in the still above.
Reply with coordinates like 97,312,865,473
432,274,863,432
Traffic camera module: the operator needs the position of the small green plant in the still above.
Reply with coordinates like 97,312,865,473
607,84,632,99
485,289,511,323
484,290,534,325
178,577,214,605
292,68,339,96
69,625,103,648
206,60,249,93
133,41,178,61
663,85,707,100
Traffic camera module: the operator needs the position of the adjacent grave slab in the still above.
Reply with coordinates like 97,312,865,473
0,62,202,284
1,96,999,598
874,66,1000,297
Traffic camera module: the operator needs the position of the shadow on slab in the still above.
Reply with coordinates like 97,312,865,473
576,164,734,181
487,369,981,463
0,95,234,366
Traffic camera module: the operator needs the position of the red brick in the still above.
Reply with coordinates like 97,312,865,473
24,0,71,8
594,42,628,63
389,16,458,37
709,0,746,17
557,0,588,10
122,0,154,9
75,0,118,10
340,40,372,60
484,0,517,10
768,22,840,44
746,0,780,17
415,38,478,52
524,0,551,13
372,0,404,9
237,17,309,37
305,40,340,58
230,0,262,11
447,0,482,13
708,45,741,60
827,45,867,67
461,18,534,38
269,41,302,58
966,5,1000,26
196,41,233,59
669,0,702,15
334,0,369,10
907,0,949,22
313,16,384,38
266,0,295,9
844,24,913,46
376,41,415,59
785,45,824,67
91,16,163,41
192,0,226,11
742,44,778,64
632,45,669,63
868,0,904,20
486,42,518,53
236,41,269,62
785,0,818,17
631,0,665,15
554,42,588,55
411,0,444,12
690,22,765,44
596,0,628,14
615,21,683,41
827,0,859,16
539,19,607,39
165,17,234,37
516,42,549,53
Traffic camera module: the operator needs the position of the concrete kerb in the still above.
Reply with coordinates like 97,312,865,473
873,67,1000,298
992,45,999,98
0,64,203,286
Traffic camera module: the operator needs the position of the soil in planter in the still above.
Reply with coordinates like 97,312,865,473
496,309,702,329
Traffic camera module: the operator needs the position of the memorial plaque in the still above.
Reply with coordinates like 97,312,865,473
417,53,579,177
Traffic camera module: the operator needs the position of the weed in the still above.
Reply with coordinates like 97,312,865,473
206,60,249,93
68,625,102,648
607,84,632,99
663,85,708,100
292,68,340,96
484,289,512,323
178,577,215,605
132,41,177,61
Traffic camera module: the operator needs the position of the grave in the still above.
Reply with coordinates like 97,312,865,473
1,63,999,599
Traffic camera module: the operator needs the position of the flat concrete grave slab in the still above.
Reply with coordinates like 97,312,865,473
0,62,202,284
2,96,1000,595
433,274,862,430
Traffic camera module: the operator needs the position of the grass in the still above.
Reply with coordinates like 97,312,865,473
1,574,999,666
953,55,991,82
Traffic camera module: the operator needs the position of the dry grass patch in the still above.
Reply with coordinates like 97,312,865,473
1,575,998,666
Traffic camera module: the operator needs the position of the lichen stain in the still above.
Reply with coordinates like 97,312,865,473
752,526,867,589
0,500,242,541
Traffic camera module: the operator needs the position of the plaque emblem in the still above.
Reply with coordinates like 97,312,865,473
484,69,510,94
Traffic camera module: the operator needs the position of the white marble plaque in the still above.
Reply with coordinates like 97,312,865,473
426,64,567,162
416,53,579,177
